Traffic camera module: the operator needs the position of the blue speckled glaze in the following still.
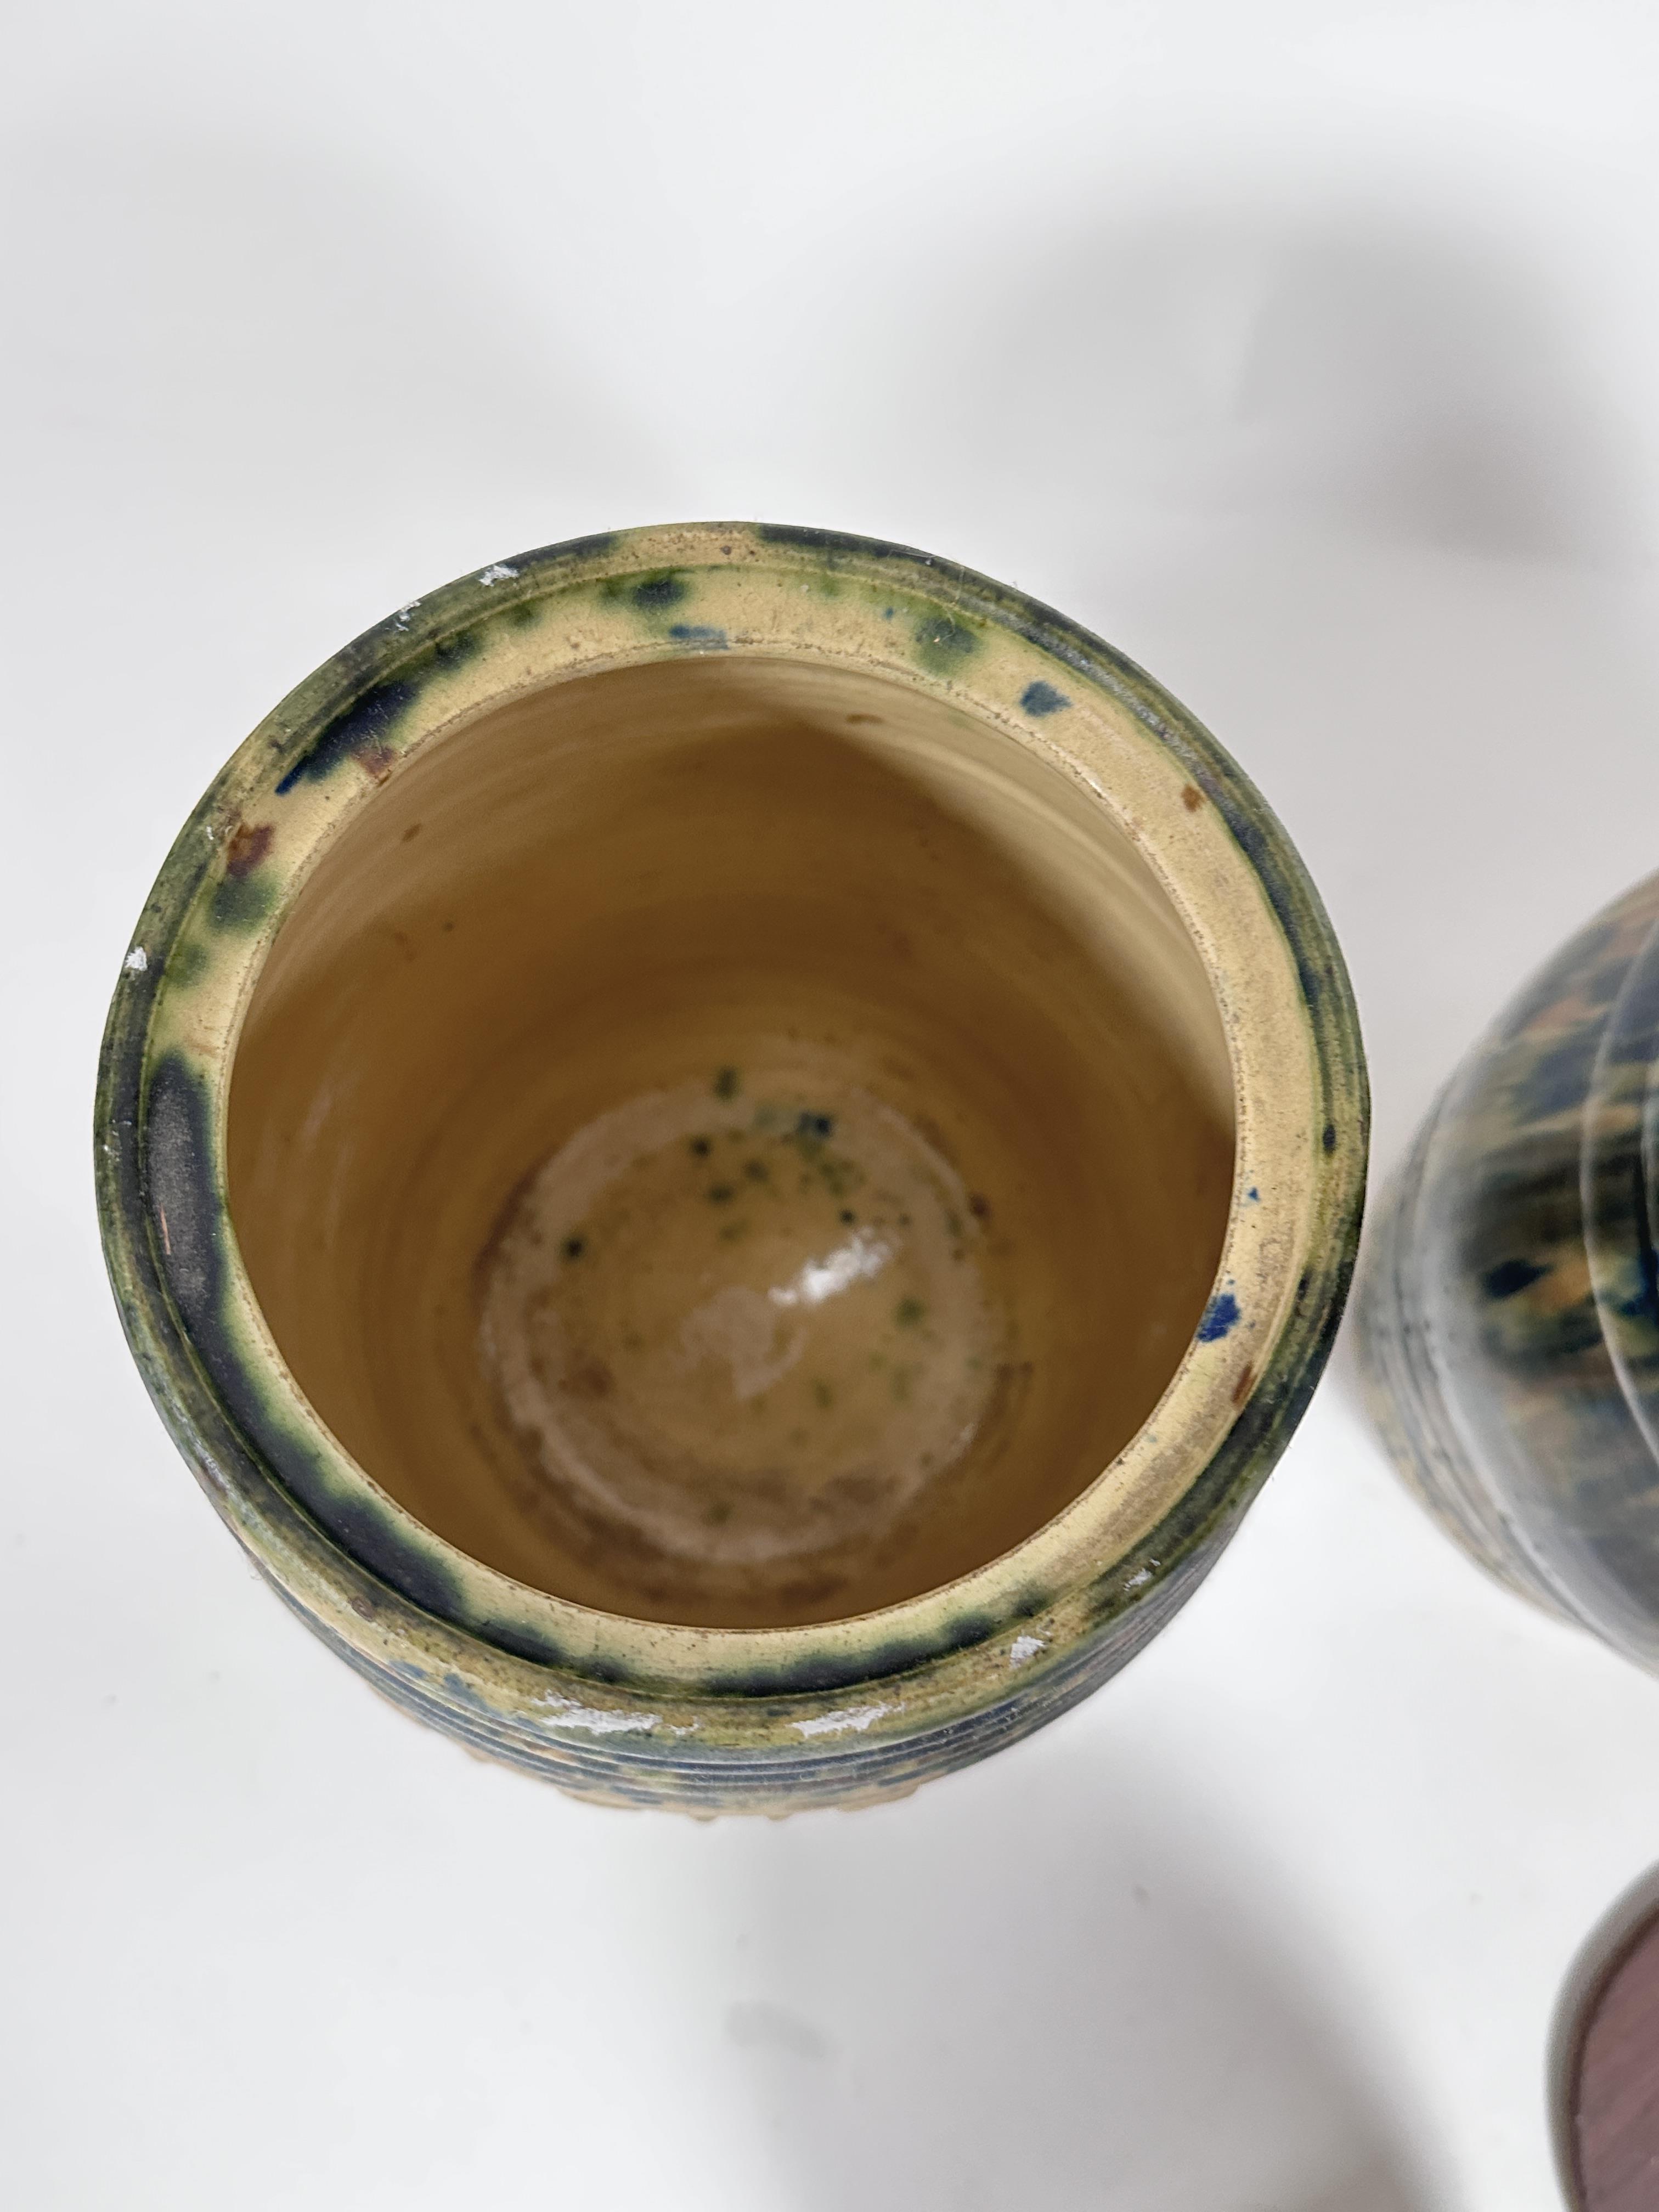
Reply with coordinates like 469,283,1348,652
1359,870,1659,1662
95,522,1366,1813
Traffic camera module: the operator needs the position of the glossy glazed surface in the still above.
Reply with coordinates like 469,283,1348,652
97,523,1365,1810
1359,870,1659,1664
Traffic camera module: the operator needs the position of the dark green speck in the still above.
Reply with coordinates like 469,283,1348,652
167,939,209,988
629,571,689,612
913,613,978,676
209,870,276,932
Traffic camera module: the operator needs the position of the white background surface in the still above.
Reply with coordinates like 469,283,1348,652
8,5,1659,2205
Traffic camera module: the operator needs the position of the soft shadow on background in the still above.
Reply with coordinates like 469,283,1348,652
722,1735,1429,2212
955,208,1643,562
10,126,674,615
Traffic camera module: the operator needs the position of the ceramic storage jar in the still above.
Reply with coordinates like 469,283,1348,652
97,523,1365,1812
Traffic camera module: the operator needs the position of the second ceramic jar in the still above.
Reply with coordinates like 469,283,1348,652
1362,869,1659,1667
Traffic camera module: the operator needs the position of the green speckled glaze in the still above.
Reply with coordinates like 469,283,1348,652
1360,871,1659,1663
95,523,1366,1812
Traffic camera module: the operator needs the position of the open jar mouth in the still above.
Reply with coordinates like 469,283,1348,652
229,649,1237,1632
99,524,1363,1792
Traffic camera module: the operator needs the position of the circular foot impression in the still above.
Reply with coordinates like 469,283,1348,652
480,1056,1008,1609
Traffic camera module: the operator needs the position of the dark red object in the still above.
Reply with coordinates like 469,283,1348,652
1566,1905,1659,2209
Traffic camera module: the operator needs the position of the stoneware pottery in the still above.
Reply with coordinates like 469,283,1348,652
1360,870,1659,1666
97,522,1365,1813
